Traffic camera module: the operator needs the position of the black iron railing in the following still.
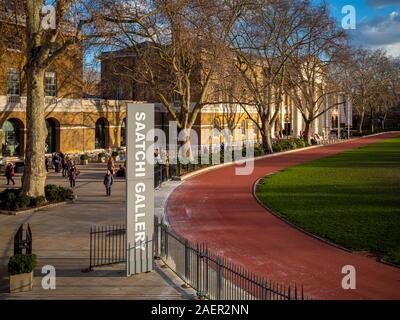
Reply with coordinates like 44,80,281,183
89,222,307,300
89,225,126,269
154,222,305,300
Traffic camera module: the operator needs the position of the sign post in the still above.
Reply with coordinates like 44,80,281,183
126,103,154,276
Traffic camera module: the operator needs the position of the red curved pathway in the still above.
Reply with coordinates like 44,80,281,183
166,133,400,300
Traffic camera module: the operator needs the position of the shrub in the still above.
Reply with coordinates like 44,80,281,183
272,138,309,153
29,196,46,207
45,184,61,202
16,195,31,210
98,152,107,159
385,248,400,266
8,254,37,275
80,154,90,161
0,187,68,211
254,144,266,157
4,192,18,210
45,184,74,202
58,186,74,200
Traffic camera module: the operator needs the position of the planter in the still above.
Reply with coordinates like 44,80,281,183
99,157,106,163
81,159,89,165
9,271,33,293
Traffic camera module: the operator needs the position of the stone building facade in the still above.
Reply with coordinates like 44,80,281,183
0,9,131,160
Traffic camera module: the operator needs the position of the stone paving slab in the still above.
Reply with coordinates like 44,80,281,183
0,163,194,300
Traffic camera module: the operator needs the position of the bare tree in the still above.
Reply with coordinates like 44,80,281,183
229,0,336,153
100,0,246,159
348,49,399,133
3,0,124,196
284,3,348,144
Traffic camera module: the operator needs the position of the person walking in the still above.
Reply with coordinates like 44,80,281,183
66,158,73,178
103,170,114,196
107,158,115,175
61,153,67,177
5,162,15,185
53,153,61,173
68,162,78,188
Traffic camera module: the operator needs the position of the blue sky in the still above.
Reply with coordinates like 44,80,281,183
319,0,400,56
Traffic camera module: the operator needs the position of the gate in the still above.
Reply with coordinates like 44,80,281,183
14,223,32,255
89,225,127,269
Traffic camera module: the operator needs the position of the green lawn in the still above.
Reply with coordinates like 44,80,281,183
256,137,400,265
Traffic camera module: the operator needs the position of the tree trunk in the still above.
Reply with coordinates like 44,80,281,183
370,111,375,133
357,109,365,134
23,67,47,197
178,126,194,164
261,121,273,154
303,121,312,145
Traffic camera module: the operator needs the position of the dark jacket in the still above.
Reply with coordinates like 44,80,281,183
103,174,114,187
5,164,14,177
69,166,78,181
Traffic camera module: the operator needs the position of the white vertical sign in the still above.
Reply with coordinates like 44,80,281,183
126,103,154,276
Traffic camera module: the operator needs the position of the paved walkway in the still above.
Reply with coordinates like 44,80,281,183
166,133,400,300
0,164,194,299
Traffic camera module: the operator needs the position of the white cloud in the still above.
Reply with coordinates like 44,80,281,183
351,10,400,56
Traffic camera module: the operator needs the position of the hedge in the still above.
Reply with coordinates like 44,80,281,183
8,254,37,275
0,185,73,211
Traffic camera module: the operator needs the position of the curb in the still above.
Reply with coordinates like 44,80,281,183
180,131,400,181
252,176,353,254
181,139,350,181
0,198,76,216
252,143,400,270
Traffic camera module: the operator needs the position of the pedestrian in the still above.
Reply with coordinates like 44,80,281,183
53,153,60,173
103,170,114,196
116,164,126,178
107,157,115,175
69,162,78,188
61,154,68,177
45,157,49,173
5,162,15,185
66,158,73,177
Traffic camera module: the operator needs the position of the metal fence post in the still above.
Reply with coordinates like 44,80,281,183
217,257,222,300
184,240,189,281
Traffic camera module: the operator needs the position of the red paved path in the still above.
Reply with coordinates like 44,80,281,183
166,133,400,300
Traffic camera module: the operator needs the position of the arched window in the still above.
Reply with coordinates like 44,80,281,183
2,119,22,157
121,118,126,147
95,118,107,149
45,119,58,153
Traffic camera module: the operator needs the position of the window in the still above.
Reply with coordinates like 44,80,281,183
95,118,107,149
121,118,126,147
7,68,20,96
241,120,247,135
45,72,57,97
6,37,22,52
2,119,22,157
